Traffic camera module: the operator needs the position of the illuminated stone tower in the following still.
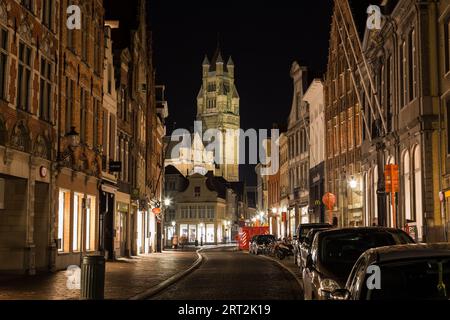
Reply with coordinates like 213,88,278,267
197,47,240,182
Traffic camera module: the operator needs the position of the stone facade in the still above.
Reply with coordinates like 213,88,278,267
0,0,59,274
287,62,309,227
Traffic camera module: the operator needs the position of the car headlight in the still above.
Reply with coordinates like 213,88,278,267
319,279,341,298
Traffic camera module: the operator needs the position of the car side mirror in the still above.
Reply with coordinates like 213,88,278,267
331,289,351,301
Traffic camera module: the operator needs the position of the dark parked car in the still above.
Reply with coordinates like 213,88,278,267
331,243,450,300
249,234,276,255
293,223,333,265
302,227,414,300
299,227,333,273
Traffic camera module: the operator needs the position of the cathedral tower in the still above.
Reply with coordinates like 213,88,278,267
197,47,240,182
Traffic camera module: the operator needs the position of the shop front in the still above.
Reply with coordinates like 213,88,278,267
55,169,100,271
115,193,130,258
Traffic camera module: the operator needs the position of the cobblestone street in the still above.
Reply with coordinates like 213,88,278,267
0,251,197,300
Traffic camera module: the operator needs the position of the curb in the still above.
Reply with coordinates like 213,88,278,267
257,254,304,291
129,248,204,300
129,245,234,300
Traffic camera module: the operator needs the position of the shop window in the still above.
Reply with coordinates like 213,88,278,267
73,193,83,252
85,196,97,251
58,190,71,252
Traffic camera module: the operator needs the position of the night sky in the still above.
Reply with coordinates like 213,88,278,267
109,0,378,184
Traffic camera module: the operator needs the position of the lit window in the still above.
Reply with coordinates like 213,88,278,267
85,196,97,251
58,190,71,253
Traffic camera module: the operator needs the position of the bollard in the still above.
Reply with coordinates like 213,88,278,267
81,255,106,300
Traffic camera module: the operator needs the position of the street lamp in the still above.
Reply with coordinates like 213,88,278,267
66,126,80,149
164,198,172,207
349,177,358,190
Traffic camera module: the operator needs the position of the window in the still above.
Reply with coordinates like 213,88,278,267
404,151,412,221
93,99,100,148
102,111,108,160
207,206,215,219
348,109,354,150
208,83,216,92
58,190,71,252
65,78,74,132
109,115,116,160
21,0,33,12
107,64,112,94
39,58,52,121
85,196,96,251
401,41,408,107
189,206,196,219
67,0,75,51
445,17,450,74
73,194,83,252
94,27,102,75
80,88,87,143
334,117,339,156
413,146,423,241
82,15,88,62
408,29,417,101
42,0,53,29
0,27,7,100
0,28,8,99
17,42,32,111
194,186,201,197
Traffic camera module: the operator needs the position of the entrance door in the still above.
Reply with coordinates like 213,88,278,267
119,212,127,257
102,193,115,260
34,182,49,271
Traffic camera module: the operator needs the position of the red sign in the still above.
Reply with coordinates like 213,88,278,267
238,227,270,251
322,193,336,211
281,212,287,222
385,164,399,193
152,207,161,215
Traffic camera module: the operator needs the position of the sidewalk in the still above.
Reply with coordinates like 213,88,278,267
0,250,198,300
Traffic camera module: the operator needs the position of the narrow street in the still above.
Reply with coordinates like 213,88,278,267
152,247,303,300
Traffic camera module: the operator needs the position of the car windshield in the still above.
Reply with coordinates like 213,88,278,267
366,259,450,300
257,235,275,244
320,231,411,278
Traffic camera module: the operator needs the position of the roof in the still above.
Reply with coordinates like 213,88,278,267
165,165,183,175
366,243,450,263
205,174,228,199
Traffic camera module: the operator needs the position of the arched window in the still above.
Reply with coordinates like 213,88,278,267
386,156,395,227
413,146,423,240
404,151,412,221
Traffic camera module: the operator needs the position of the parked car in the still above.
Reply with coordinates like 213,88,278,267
302,227,414,300
293,223,333,265
249,234,276,255
331,243,450,300
298,227,333,273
